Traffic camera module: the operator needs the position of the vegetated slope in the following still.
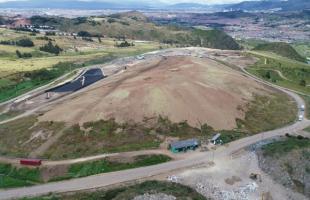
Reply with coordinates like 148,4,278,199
29,12,241,50
40,55,287,130
257,135,310,198
253,42,306,62
193,29,240,50
22,181,208,200
246,51,310,95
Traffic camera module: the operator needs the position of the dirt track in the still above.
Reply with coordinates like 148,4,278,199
40,54,270,130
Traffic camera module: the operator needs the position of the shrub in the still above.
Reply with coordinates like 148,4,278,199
0,38,34,47
77,31,92,37
107,18,116,23
39,41,63,55
116,41,134,48
16,38,34,47
45,32,56,36
299,80,306,87
16,50,32,59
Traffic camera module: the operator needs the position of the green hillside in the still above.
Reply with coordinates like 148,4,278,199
30,12,241,50
192,29,240,50
253,42,306,62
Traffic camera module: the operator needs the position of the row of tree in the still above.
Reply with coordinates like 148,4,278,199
0,38,34,47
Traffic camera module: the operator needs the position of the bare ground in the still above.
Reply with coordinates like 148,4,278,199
39,54,271,130
161,148,307,200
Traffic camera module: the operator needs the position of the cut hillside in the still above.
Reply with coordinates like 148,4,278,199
40,55,291,131
253,42,306,62
257,136,310,198
29,12,241,50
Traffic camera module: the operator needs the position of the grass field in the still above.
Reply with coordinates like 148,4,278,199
219,93,297,143
0,116,65,157
246,51,310,95
50,154,171,181
293,42,310,58
21,180,208,200
0,163,41,189
43,120,162,160
0,43,161,76
0,28,162,103
0,154,171,189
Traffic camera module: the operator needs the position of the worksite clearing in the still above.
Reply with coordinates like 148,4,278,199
39,48,288,130
0,48,306,200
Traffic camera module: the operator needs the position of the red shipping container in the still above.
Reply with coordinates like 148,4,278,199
20,159,42,166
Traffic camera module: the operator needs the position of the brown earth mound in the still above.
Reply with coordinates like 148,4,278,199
40,56,270,130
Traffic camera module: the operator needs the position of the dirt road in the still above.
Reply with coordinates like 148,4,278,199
0,120,308,200
0,48,309,200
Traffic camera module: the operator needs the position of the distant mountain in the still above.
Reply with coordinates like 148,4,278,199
0,0,226,11
1,0,308,12
167,3,208,9
0,0,155,9
167,3,230,11
227,0,310,12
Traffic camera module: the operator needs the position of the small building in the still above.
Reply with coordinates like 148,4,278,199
170,138,199,153
211,133,222,145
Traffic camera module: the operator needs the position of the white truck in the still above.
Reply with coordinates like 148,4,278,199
298,115,304,121
300,105,305,111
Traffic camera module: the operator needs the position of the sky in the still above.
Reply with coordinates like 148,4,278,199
0,0,259,5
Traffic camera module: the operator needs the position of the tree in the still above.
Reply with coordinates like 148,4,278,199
116,41,134,48
299,80,306,87
16,38,34,47
16,50,32,59
16,50,22,58
16,50,32,58
39,41,63,55
265,71,271,79
77,31,92,37
98,36,102,43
